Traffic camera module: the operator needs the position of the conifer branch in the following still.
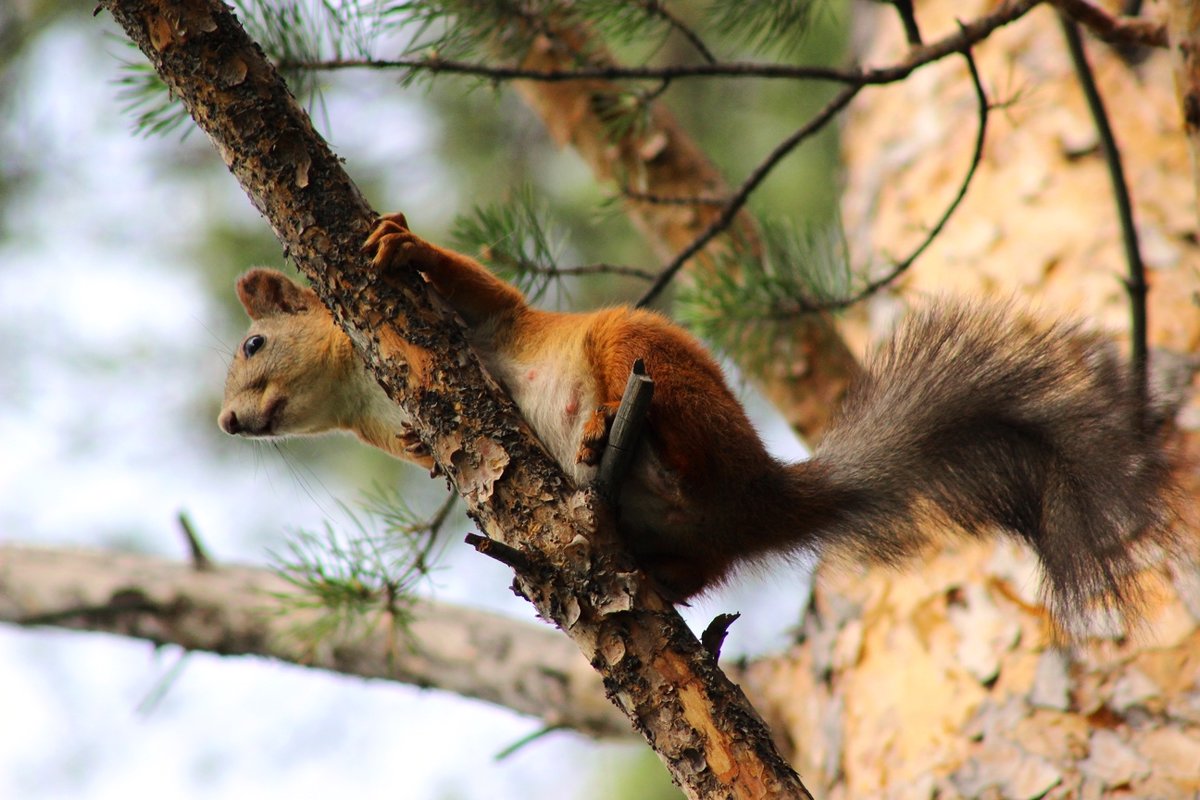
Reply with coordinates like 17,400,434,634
281,0,1092,87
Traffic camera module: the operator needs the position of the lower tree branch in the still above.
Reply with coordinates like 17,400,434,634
0,542,804,763
0,544,627,737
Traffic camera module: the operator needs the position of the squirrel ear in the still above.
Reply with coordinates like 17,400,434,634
235,268,320,318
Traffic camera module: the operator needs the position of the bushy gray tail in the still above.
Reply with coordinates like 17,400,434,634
804,301,1174,631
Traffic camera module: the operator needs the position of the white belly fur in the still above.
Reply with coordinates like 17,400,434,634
482,352,600,485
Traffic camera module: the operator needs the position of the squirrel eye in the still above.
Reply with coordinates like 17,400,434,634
242,334,266,358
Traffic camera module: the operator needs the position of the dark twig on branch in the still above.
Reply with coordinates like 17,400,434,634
1059,16,1149,403
701,612,741,660
177,511,213,571
1051,0,1166,48
597,359,655,502
464,533,533,572
891,0,923,45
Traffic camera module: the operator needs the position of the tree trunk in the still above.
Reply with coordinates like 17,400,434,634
747,3,1200,797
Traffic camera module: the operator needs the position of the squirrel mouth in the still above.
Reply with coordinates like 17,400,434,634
222,396,288,437
257,396,287,435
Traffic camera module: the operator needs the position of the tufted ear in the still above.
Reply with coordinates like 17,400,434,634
235,268,321,319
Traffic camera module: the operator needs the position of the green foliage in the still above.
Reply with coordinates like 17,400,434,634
585,748,681,800
384,0,585,67
705,0,818,56
450,186,564,301
115,59,191,137
572,0,676,47
270,488,455,644
677,215,853,367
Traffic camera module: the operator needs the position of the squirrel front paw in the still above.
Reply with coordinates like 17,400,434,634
398,424,440,474
363,212,434,271
575,402,619,465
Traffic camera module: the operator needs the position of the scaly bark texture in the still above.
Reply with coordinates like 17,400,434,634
753,3,1200,797
1168,0,1200,219
97,1,812,796
504,19,859,442
0,544,627,737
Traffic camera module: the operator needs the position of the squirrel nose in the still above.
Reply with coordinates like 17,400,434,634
220,410,242,435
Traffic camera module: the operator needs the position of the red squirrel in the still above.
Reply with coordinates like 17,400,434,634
221,213,1174,627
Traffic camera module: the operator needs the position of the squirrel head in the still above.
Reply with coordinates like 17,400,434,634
218,269,359,441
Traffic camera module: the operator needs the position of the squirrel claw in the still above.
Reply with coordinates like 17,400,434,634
398,426,438,472
363,212,420,268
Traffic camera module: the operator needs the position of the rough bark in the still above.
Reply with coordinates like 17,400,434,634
0,544,627,737
96,0,811,796
776,3,1200,797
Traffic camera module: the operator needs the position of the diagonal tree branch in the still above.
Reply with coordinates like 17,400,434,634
97,1,812,796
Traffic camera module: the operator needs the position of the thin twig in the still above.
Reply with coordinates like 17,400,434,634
621,186,727,207
1050,0,1166,48
678,49,987,324
524,262,659,281
637,84,860,307
891,0,923,45
413,492,458,573
284,0,1047,88
767,48,989,317
839,50,988,307
1059,15,1148,403
464,533,532,572
641,0,717,64
287,3,1166,88
177,511,213,571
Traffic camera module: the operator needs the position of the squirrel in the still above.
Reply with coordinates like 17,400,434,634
220,213,1175,629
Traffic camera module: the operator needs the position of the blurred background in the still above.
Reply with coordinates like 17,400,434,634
0,2,845,797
